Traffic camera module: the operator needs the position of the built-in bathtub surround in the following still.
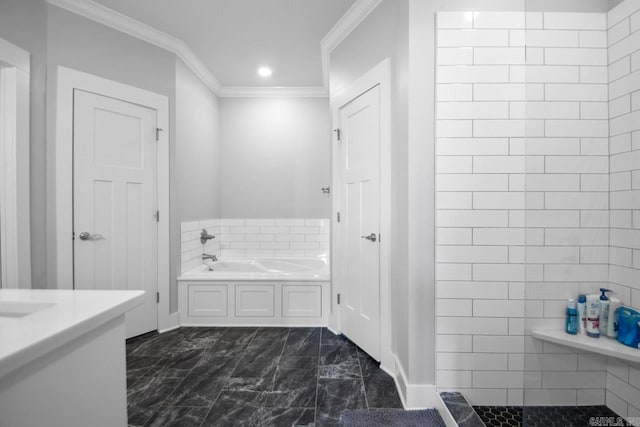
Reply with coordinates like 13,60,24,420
436,11,609,406
180,218,330,273
218,218,330,259
181,219,221,273
606,0,640,417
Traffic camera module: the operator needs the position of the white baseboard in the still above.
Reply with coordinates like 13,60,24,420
159,312,180,333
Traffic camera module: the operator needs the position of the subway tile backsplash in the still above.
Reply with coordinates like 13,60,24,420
180,218,329,273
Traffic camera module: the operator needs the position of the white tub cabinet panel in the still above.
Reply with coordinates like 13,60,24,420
235,285,275,317
283,285,322,317
179,281,329,326
188,284,227,317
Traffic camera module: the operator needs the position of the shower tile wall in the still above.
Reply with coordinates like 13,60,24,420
181,219,222,272
435,11,609,406
606,0,640,417
180,219,330,273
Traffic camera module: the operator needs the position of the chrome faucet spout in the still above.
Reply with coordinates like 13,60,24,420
202,253,218,262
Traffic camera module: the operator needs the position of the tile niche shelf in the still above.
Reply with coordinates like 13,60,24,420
532,330,640,364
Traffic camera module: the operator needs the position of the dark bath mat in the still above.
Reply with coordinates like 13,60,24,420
340,408,446,427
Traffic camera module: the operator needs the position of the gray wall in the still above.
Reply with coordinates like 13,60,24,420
175,58,221,221
0,0,48,289
219,97,331,218
329,0,415,382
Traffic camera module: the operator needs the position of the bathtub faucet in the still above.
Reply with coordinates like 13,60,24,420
202,253,218,262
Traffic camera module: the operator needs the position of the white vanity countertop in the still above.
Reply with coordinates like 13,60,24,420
0,289,144,380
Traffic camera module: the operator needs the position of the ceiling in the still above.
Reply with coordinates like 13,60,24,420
92,0,357,87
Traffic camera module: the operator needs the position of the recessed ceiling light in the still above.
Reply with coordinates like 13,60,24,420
257,66,272,77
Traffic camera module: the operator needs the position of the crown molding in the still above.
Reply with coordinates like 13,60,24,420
320,0,384,88
47,0,222,94
218,86,328,98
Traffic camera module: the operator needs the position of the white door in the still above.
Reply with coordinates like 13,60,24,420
338,85,381,360
73,89,158,338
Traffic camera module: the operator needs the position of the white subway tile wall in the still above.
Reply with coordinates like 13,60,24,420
180,218,330,273
436,10,610,406
181,219,221,273
606,0,640,417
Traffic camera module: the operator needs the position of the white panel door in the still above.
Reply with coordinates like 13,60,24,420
73,90,158,338
339,85,381,360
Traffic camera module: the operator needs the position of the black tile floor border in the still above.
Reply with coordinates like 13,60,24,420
126,327,403,427
473,405,630,427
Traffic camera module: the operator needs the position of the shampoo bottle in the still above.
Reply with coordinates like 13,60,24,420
586,294,600,338
606,296,621,338
577,294,587,334
599,288,611,336
566,299,578,335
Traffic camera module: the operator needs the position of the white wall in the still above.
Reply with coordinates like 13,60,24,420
175,58,221,221
0,0,47,289
219,97,331,218
606,0,640,417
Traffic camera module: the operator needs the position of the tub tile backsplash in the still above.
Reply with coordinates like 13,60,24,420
180,218,330,273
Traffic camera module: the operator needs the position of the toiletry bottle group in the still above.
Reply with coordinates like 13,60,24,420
571,289,622,340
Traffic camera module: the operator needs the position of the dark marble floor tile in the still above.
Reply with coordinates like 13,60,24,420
184,326,227,341
127,354,161,378
201,390,264,427
264,367,317,408
254,407,315,427
225,377,274,392
218,327,258,342
127,377,182,426
283,327,321,356
126,331,158,355
320,328,353,346
253,327,290,341
318,361,362,380
131,329,188,356
150,348,206,378
356,348,380,378
279,356,319,370
319,344,357,365
316,378,367,425
232,353,280,378
164,357,237,407
364,369,403,409
244,336,287,358
144,406,209,427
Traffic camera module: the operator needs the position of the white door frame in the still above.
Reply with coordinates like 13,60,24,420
330,58,392,371
0,38,31,289
53,66,171,331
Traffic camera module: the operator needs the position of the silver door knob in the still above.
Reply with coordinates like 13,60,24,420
361,233,377,242
79,232,104,241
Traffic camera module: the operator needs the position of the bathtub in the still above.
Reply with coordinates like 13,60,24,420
179,257,330,281
178,257,331,327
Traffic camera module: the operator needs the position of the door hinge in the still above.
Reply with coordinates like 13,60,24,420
156,210,160,222
337,212,341,223
334,128,341,141
156,128,163,141
337,293,341,305
157,292,160,303
72,231,75,240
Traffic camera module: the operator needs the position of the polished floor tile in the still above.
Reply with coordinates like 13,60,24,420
126,327,402,427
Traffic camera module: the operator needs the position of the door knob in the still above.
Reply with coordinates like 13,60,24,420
361,233,377,242
79,232,104,241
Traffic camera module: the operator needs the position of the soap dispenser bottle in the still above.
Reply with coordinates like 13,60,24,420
566,299,578,335
599,288,611,337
